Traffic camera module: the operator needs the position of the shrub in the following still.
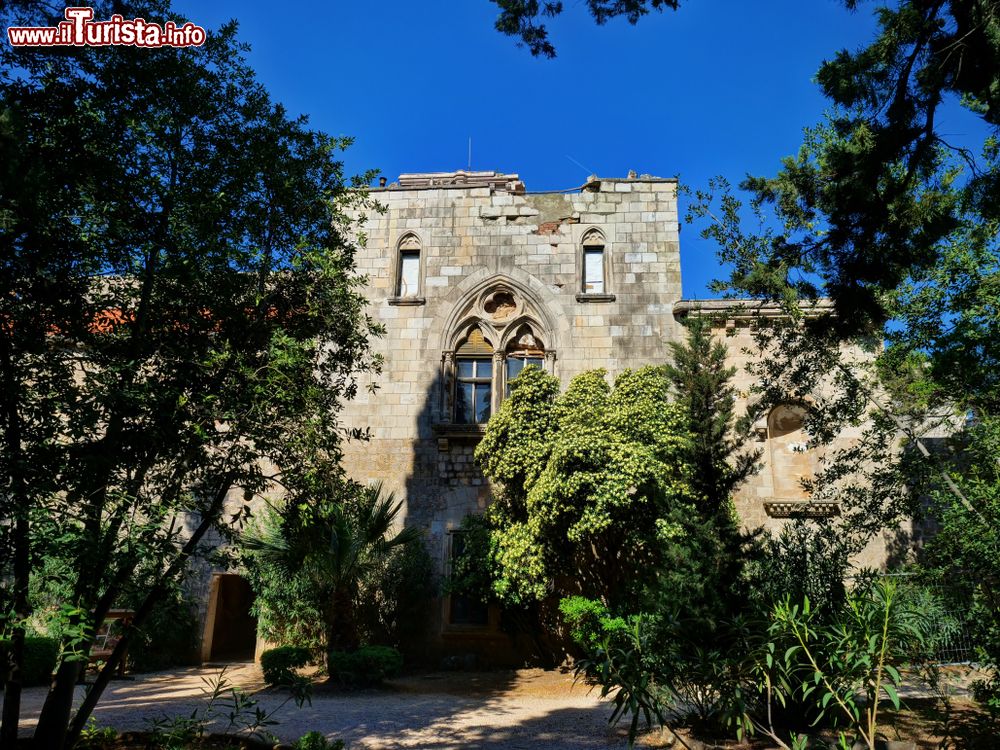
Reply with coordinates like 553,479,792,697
294,731,345,750
326,645,402,686
260,645,312,687
0,636,59,687
357,536,437,655
126,588,200,673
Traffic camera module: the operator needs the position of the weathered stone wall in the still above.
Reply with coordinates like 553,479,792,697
673,302,915,572
337,171,682,655
341,172,681,550
186,171,908,664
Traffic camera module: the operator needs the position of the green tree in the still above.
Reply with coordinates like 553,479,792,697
0,3,381,747
664,315,760,518
476,365,699,610
244,481,422,660
490,0,681,58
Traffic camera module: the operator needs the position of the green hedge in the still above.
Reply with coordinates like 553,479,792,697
0,636,59,687
327,645,402,687
260,645,312,686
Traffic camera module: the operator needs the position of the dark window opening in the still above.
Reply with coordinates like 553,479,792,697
448,532,489,626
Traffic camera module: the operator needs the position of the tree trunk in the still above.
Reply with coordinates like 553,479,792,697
325,586,359,672
0,332,32,748
0,513,30,748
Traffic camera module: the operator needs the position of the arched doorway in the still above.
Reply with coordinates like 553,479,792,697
203,574,258,662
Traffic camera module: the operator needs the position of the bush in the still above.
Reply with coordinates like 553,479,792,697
126,588,200,673
294,732,344,750
0,636,59,687
357,536,437,655
260,645,312,687
326,645,402,687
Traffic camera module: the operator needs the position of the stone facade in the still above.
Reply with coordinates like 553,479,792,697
190,170,906,663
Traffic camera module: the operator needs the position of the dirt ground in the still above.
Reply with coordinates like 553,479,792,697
19,664,634,749
17,663,1000,749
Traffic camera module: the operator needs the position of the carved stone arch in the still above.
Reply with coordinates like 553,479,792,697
448,317,500,352
397,231,422,251
436,273,559,352
581,227,606,246
498,314,548,351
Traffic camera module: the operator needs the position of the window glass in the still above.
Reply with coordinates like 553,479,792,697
398,250,420,296
455,357,492,424
583,248,604,293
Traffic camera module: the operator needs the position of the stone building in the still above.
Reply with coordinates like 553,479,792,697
331,170,889,659
191,169,899,663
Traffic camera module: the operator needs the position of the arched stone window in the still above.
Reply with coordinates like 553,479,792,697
393,233,422,299
768,404,814,500
580,228,607,295
438,279,557,428
504,326,545,395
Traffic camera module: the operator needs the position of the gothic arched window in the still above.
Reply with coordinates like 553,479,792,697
767,404,814,500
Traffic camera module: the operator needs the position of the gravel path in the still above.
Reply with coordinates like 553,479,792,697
19,664,633,749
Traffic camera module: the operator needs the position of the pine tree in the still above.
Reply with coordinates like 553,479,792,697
664,315,760,518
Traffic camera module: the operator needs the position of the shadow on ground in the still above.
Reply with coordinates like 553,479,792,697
20,665,627,749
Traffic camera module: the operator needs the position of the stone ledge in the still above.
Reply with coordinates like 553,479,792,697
433,424,487,451
576,293,617,303
764,500,841,519
387,296,426,306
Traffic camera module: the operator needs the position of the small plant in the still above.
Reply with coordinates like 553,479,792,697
768,578,929,750
261,645,313,687
326,645,402,687
294,731,345,750
147,665,310,747
75,718,118,748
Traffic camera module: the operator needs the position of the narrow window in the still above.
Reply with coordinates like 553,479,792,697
448,532,489,626
395,234,421,297
455,358,492,424
583,248,604,294
581,229,607,294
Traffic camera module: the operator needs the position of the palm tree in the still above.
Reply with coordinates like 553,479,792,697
245,481,421,657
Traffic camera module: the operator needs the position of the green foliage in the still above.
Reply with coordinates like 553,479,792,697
922,415,1000,708
124,588,200,674
664,315,761,517
477,365,697,609
74,719,118,749
243,481,424,658
0,636,58,687
294,732,345,750
0,1,382,744
146,666,308,748
326,645,403,687
260,646,312,688
558,596,631,654
356,535,437,654
490,0,681,58
764,579,934,750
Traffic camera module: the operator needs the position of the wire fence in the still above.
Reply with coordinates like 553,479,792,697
883,572,979,665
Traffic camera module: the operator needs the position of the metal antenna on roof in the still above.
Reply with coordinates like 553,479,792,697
468,137,472,171
566,155,595,176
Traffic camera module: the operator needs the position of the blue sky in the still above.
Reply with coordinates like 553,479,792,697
171,0,987,298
